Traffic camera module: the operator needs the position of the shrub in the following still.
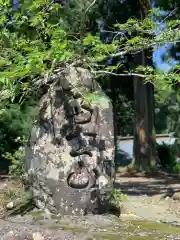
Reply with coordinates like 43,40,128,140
0,102,37,174
3,146,25,176
156,142,177,169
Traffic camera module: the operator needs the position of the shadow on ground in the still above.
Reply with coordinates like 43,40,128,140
115,172,180,197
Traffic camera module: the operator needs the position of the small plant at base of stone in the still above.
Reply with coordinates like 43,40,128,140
109,189,128,205
173,163,180,173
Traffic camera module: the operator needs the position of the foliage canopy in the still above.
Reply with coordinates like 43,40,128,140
0,1,179,102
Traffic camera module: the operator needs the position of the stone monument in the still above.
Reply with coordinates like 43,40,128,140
25,66,115,215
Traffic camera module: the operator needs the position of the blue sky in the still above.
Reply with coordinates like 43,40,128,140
12,0,18,11
152,7,179,72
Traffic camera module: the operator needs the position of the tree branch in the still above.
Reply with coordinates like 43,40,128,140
85,0,97,14
80,0,97,54
92,70,146,78
101,38,180,60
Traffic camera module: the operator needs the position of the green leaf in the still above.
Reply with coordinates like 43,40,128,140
127,36,140,44
83,33,96,45
84,92,110,108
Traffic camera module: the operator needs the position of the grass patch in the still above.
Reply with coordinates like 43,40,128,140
130,220,180,234
0,179,33,217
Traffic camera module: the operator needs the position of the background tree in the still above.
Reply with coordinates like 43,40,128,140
132,0,157,172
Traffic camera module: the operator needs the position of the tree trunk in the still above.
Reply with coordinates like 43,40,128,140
133,50,157,172
133,0,158,172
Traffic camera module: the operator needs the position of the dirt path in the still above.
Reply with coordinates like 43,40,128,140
115,171,180,225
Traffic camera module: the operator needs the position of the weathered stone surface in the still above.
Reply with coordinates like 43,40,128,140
25,66,115,215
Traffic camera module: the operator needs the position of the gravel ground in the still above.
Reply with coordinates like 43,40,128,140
1,213,180,240
0,214,128,240
0,218,86,240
